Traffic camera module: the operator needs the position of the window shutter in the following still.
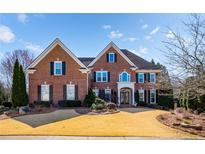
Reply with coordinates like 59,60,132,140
37,85,41,101
108,72,110,82
114,53,117,62
144,90,147,103
148,90,150,103
49,85,53,102
144,74,146,83
62,61,66,75
136,73,138,83
156,90,159,103
63,85,67,100
93,72,96,82
148,73,150,82
106,53,109,62
75,85,78,100
50,62,54,75
155,73,158,83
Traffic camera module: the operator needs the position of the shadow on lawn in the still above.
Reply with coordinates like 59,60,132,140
13,108,90,128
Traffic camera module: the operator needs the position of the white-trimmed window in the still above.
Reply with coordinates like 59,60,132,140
41,85,50,101
150,73,156,83
93,89,99,97
105,88,111,102
96,71,108,82
139,89,144,102
119,71,130,82
54,61,62,75
108,53,115,63
138,73,144,83
66,84,75,100
150,89,156,104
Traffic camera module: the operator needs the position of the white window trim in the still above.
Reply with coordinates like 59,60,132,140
41,84,50,101
54,61,62,76
108,52,115,63
66,84,75,100
138,73,144,83
150,89,156,104
150,73,156,83
96,71,108,82
119,71,131,82
139,89,144,102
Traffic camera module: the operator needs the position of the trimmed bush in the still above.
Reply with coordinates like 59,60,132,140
2,102,12,108
84,89,96,107
34,101,52,107
158,94,174,109
107,102,117,111
58,100,82,108
91,98,107,110
137,101,148,107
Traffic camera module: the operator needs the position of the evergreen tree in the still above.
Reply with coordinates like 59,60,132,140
84,89,96,107
12,59,20,107
19,65,28,106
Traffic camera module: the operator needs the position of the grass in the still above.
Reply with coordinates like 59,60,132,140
0,110,201,139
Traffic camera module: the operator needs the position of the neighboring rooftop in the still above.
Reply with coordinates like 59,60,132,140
78,49,159,70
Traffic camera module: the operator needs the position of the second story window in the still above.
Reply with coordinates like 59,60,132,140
119,71,130,82
138,73,144,83
54,61,62,75
96,71,108,82
150,73,156,83
108,53,115,63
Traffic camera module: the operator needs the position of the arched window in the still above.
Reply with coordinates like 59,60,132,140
119,71,130,82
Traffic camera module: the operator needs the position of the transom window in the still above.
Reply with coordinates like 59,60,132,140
139,89,144,102
119,71,130,82
96,71,108,82
41,85,49,101
150,89,156,103
150,73,156,83
54,61,62,75
138,73,144,83
108,53,115,63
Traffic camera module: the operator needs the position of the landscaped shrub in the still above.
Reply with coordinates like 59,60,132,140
58,100,82,108
2,102,12,108
158,94,174,109
83,89,96,107
137,101,148,107
34,101,52,107
107,102,117,111
91,98,107,110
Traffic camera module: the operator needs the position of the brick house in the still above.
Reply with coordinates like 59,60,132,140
26,38,161,106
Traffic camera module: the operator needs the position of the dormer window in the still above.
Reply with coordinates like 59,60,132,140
107,53,117,63
54,61,62,75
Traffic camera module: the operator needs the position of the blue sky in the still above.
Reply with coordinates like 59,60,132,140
0,13,189,65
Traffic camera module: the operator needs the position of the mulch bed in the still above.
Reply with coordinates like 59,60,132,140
157,108,205,137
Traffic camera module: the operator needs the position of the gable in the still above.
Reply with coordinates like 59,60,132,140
26,38,88,70
88,42,137,68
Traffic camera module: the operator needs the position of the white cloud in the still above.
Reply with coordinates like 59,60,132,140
144,35,152,40
150,26,160,35
142,24,148,29
127,37,137,42
102,25,111,30
17,13,28,24
25,42,42,53
166,31,175,39
108,30,123,39
139,46,148,54
129,49,141,56
0,25,15,43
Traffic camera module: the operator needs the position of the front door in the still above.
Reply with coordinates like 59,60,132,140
120,91,129,104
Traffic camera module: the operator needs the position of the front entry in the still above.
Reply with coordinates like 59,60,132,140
120,91,129,104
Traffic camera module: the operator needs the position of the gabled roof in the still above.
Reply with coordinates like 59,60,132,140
87,41,137,68
26,38,88,70
78,57,95,66
121,49,160,70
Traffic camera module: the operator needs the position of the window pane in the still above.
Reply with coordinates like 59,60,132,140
96,72,101,81
105,89,111,102
102,72,107,81
55,62,62,75
41,85,49,101
67,85,75,100
122,73,128,81
138,73,144,83
109,53,114,62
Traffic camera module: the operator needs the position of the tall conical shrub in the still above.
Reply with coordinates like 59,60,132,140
12,59,20,107
19,65,28,106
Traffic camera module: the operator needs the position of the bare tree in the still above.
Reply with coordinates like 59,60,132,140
0,50,34,91
162,14,205,102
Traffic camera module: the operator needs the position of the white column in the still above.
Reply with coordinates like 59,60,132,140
117,87,120,106
132,84,135,105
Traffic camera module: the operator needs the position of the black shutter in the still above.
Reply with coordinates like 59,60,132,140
62,61,66,75
93,72,96,82
144,90,147,103
37,85,41,101
148,90,150,103
106,53,109,62
75,85,78,100
148,73,150,82
136,73,138,83
156,90,159,103
49,85,53,102
114,53,117,62
50,62,54,75
108,72,110,82
63,85,67,100
156,73,158,83
144,74,146,83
